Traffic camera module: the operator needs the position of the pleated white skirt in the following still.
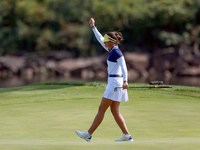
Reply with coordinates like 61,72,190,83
103,77,129,102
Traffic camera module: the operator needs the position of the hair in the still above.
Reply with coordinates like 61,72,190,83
107,31,124,45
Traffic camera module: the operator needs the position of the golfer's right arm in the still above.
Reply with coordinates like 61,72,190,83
89,18,108,51
92,28,108,51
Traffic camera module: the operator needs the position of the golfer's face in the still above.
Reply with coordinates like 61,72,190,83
104,41,113,48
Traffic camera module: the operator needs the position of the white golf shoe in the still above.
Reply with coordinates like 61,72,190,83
115,134,134,142
75,130,92,142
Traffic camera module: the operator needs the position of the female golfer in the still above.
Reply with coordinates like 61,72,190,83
76,18,133,142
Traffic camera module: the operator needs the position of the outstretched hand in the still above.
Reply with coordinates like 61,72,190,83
89,18,95,27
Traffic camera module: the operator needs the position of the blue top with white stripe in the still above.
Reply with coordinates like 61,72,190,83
108,46,123,62
92,27,128,81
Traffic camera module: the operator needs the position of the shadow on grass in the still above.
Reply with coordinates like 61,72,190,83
0,81,106,93
1,81,200,99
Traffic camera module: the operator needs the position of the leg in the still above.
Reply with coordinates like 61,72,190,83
110,101,130,135
88,97,113,135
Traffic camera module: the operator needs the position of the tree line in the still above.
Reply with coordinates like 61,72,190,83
0,0,200,56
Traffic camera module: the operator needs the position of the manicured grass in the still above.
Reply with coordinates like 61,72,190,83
0,81,200,150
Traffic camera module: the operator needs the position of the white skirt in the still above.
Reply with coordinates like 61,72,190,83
103,77,129,102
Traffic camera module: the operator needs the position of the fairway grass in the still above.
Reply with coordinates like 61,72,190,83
0,81,200,150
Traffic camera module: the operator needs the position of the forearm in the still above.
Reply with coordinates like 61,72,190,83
92,27,108,51
117,57,128,81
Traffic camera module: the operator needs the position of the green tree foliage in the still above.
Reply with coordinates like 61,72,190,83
0,0,18,54
0,0,200,55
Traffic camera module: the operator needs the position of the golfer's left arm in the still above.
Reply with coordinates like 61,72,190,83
117,57,129,89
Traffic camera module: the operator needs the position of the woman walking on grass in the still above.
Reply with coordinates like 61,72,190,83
75,18,133,142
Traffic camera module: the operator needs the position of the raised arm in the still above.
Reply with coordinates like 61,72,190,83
89,18,108,51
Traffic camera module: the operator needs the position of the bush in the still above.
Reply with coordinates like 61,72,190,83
0,0,200,55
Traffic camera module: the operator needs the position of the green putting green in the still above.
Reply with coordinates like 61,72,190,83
0,81,200,150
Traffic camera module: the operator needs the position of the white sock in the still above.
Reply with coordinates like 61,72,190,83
86,131,91,136
125,134,131,137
